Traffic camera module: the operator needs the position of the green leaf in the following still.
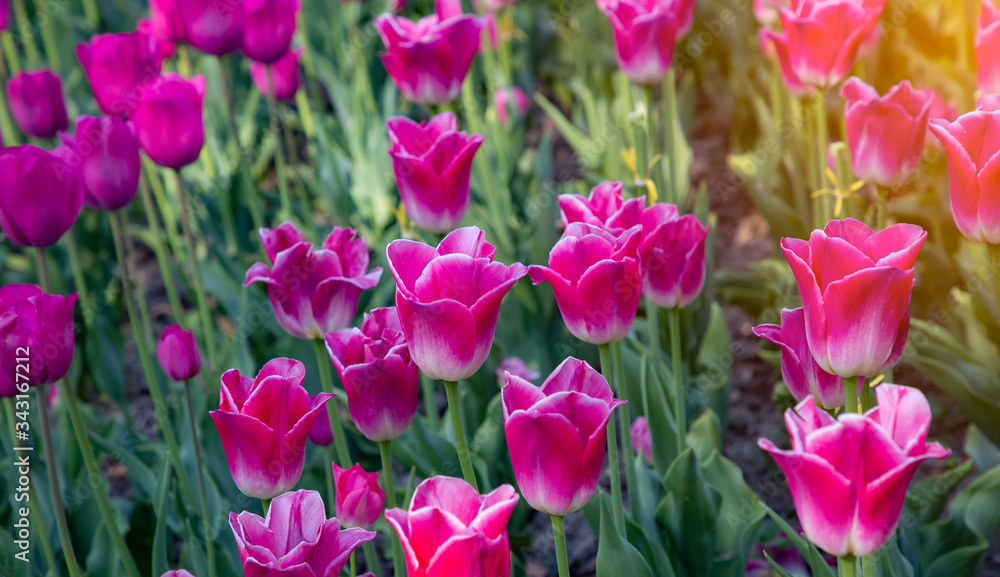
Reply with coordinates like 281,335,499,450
659,448,719,576
964,424,1000,473
596,493,654,577
532,92,600,167
151,455,174,577
903,460,971,527
763,505,836,577
686,409,722,463
703,452,766,577
763,550,799,577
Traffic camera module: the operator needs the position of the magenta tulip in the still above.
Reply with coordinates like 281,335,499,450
133,73,206,170
0,285,77,398
76,32,162,118
139,18,177,61
325,306,419,442
841,77,933,187
494,87,529,125
385,476,519,577
161,571,197,577
929,95,1000,244
758,384,949,557
250,49,301,102
601,0,682,84
781,218,924,378
0,0,8,31
242,0,300,64
210,358,333,499
558,181,645,231
156,325,202,382
7,69,68,139
529,223,642,345
331,463,385,530
245,222,383,340
0,145,84,248
978,0,1000,95
502,358,624,515
630,416,653,465
386,227,527,381
386,112,483,234
495,356,539,388
230,489,376,576
635,203,709,309
374,4,484,104
178,0,245,56
149,0,187,43
56,115,141,211
307,393,334,446
753,308,841,408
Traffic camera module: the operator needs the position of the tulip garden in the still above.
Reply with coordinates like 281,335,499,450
5,0,1000,575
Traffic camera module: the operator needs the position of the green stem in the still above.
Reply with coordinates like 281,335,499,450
174,170,218,372
176,44,192,78
876,185,888,230
350,553,356,577
862,556,874,577
261,498,271,516
11,0,40,67
598,343,625,534
143,156,184,259
324,447,337,517
380,440,405,577
265,65,294,223
80,0,100,30
0,41,20,146
184,380,217,577
64,224,92,332
35,385,82,577
643,83,662,198
37,4,60,73
217,56,265,235
844,376,858,415
668,308,686,449
612,341,636,516
443,380,478,491
839,555,857,577
282,103,311,227
421,373,439,427
6,399,55,573
815,89,829,223
362,542,382,577
138,171,187,328
314,338,351,467
663,67,678,204
551,515,571,577
991,244,1000,325
859,377,871,413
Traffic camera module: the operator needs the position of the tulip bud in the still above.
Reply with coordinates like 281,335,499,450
308,394,334,446
332,463,385,530
638,204,709,309
149,0,187,43
249,49,302,102
495,356,539,388
133,74,206,170
156,325,202,382
242,0,300,64
0,145,84,248
178,0,245,56
77,32,162,118
7,69,69,139
977,0,1000,96
0,285,78,398
57,115,141,211
138,18,177,61
161,571,197,577
630,416,653,465
601,0,681,85
494,87,529,125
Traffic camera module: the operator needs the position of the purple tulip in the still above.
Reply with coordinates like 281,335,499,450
332,463,385,530
7,69,68,139
156,325,202,382
249,49,301,102
0,285,78,398
177,0,245,56
133,74,206,170
0,145,84,248
76,32,162,118
149,0,187,43
242,0,300,64
56,115,141,211
495,356,540,388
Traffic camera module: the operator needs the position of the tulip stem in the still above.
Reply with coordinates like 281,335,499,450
443,380,479,491
184,379,218,577
350,553,356,577
34,248,143,577
216,56,266,236
380,440,405,577
815,88,829,223
314,338,352,467
876,185,888,230
844,376,859,415
989,244,1000,324
64,225,93,331
551,515,571,577
862,556,874,577
421,373,439,427
668,308,686,450
598,343,626,534
138,171,187,328
261,498,271,515
663,67,678,204
80,0,100,30
839,555,857,577
859,377,871,413
10,0,40,67
265,65,295,224
174,170,218,373
362,543,383,577
612,341,636,516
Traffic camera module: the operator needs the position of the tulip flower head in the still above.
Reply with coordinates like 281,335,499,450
502,358,625,515
758,384,949,557
230,489,376,575
0,285,77,398
558,181,645,231
56,115,141,211
0,145,84,248
250,49,302,102
242,0,301,64
753,308,842,407
177,0,246,56
601,0,682,84
386,227,527,381
331,463,385,530
0,0,8,31
7,69,69,139
386,112,484,234
76,31,162,118
139,18,177,61
630,416,653,465
156,325,202,382
977,0,1000,95
495,356,540,387
210,358,333,499
133,74,206,170
385,476,519,577
149,0,187,43
634,202,710,309
161,571,197,577
781,218,924,378
245,222,383,340
494,87,530,125
307,393,334,446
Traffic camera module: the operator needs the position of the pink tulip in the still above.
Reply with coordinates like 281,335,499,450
495,356,539,388
929,95,1000,244
0,285,77,398
386,112,483,234
924,90,958,148
762,0,885,91
245,222,383,340
374,3,484,104
242,0,300,64
781,219,923,378
502,358,624,515
156,325,201,382
753,0,788,25
630,416,653,465
385,476,519,577
138,18,177,61
636,203,709,309
325,306,419,442
841,77,933,187
753,308,841,407
133,74,206,170
161,571,197,577
307,393,334,446
331,463,385,530
558,181,645,231
977,0,1000,95
210,358,333,499
494,87,530,125
7,69,68,139
672,0,697,37
601,0,682,84
386,227,527,381
149,0,187,43
758,384,950,557
56,115,141,211
529,223,642,345
178,0,245,56
76,32,162,118
249,49,301,102
0,145,84,248
230,489,376,576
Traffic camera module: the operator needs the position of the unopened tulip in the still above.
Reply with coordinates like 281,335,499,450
139,18,177,61
930,96,1000,244
601,0,682,84
7,69,68,139
386,112,483,233
558,181,644,230
133,73,206,169
630,416,653,465
977,0,1000,95
502,358,624,515
242,0,300,64
307,394,334,446
161,571,197,577
0,145,84,247
149,0,187,43
753,308,841,407
386,476,519,577
495,356,539,387
57,115,141,211
529,223,642,345
178,0,245,56
841,77,933,187
210,358,333,499
76,32,162,118
374,4,483,104
230,489,375,575
636,203,709,309
245,222,383,340
0,285,77,398
0,0,8,31
758,384,949,557
156,325,202,381
387,227,527,381
781,218,923,378
249,49,301,101
331,463,385,530
494,87,530,125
